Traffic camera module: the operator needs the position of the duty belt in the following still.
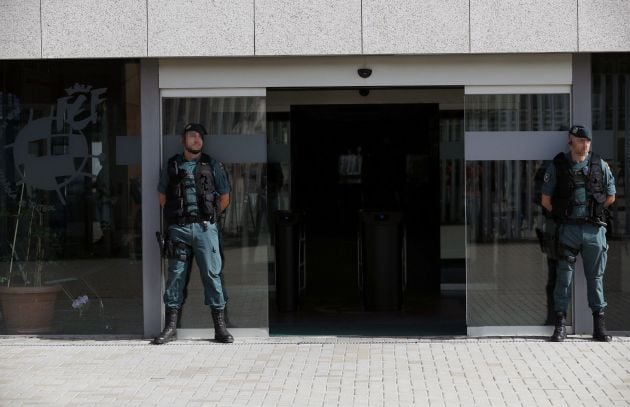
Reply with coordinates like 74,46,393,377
560,218,606,227
168,215,213,226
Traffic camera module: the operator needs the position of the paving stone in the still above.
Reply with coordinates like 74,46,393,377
1,337,629,405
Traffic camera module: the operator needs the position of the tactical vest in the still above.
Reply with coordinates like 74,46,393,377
550,152,607,221
164,153,217,224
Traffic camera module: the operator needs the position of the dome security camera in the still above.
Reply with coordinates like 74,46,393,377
357,68,372,79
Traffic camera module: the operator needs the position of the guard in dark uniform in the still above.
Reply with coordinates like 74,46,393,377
152,123,233,344
541,125,616,342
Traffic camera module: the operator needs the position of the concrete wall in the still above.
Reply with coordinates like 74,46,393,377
1,0,628,59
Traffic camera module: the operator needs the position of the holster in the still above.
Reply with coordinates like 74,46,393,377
536,226,578,264
156,230,189,260
156,231,168,258
536,226,561,261
167,239,190,262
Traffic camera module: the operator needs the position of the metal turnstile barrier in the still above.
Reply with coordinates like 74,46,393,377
274,210,306,312
357,211,405,311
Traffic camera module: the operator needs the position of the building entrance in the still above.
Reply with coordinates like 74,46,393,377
269,99,466,336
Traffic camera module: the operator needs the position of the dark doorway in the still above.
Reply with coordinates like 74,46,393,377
270,103,465,336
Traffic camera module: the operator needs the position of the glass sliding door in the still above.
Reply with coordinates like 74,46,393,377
592,54,630,332
464,89,571,333
160,90,268,334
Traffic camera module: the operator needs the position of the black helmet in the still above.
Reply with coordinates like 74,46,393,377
182,123,207,137
569,125,592,141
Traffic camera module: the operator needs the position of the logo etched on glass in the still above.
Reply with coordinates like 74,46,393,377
4,84,106,204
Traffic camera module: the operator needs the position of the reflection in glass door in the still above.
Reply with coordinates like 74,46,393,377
464,91,572,333
592,54,630,332
0,60,143,335
160,91,268,333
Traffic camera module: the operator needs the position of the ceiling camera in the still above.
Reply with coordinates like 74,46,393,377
357,68,372,78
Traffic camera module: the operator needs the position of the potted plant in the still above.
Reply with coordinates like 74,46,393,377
0,186,62,334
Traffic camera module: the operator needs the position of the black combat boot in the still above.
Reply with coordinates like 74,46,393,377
211,309,234,343
152,308,178,345
550,312,567,342
223,305,232,327
592,310,612,342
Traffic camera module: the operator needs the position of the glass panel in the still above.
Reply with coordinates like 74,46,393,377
161,96,268,329
0,60,142,334
592,53,630,331
465,93,571,327
440,110,465,224
266,112,290,212
466,160,551,326
465,94,570,132
439,109,466,303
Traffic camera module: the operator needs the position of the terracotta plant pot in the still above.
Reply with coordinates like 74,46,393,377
0,285,61,334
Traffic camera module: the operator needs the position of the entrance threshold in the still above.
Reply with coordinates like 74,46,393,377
177,328,269,339
467,326,557,337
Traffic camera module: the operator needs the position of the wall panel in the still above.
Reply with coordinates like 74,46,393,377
0,0,41,59
148,0,253,57
255,0,361,55
470,0,577,53
578,0,630,52
363,0,469,54
159,55,572,89
41,0,147,58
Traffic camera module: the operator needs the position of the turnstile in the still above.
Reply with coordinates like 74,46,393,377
357,211,406,311
274,210,306,312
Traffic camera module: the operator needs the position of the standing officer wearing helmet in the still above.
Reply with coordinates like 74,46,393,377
541,125,616,342
152,123,233,344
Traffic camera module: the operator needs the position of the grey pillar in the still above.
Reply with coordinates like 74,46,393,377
141,59,163,338
571,53,592,334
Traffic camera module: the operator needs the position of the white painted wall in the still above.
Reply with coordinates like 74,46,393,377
0,0,628,59
158,55,572,89
266,88,465,112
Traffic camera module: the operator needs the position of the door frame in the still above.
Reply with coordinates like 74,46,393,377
142,84,268,338
463,84,574,337
143,55,577,338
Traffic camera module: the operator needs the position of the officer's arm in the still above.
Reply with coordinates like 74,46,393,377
157,165,169,208
540,162,556,213
541,194,552,212
602,160,616,208
217,193,230,213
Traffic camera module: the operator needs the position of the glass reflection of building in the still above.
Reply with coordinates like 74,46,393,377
0,60,142,335
465,94,571,327
0,52,628,336
161,96,269,330
592,54,630,331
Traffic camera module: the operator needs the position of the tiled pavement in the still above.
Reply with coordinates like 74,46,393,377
1,336,629,406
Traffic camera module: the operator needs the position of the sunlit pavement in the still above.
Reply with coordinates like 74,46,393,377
1,336,629,406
